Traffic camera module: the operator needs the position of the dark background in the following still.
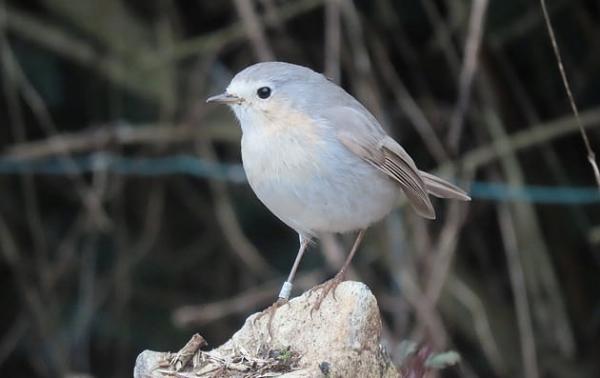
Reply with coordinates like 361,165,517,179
0,0,599,377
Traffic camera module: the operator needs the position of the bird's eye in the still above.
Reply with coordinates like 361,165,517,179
257,86,271,99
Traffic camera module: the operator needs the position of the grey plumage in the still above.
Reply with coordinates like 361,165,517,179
207,61,472,303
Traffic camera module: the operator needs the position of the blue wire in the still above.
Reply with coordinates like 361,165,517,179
469,181,600,204
0,154,598,204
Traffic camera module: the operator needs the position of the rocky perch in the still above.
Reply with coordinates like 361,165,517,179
134,281,399,377
134,281,461,377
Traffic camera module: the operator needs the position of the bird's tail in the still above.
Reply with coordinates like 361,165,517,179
419,171,471,201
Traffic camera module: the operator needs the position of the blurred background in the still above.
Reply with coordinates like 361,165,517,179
0,0,599,377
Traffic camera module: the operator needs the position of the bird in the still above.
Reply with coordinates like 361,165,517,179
207,61,470,311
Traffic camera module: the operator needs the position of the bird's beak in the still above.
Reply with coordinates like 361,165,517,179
206,92,242,105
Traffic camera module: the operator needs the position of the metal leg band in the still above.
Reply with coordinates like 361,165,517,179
278,281,293,300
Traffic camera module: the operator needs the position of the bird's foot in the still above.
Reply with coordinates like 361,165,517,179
254,297,289,338
309,271,346,313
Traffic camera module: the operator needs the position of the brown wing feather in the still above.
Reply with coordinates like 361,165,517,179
419,171,471,201
379,138,435,219
323,106,437,219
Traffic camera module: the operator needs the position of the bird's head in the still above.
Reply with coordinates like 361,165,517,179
207,62,333,132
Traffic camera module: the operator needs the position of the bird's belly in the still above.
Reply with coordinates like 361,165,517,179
242,132,398,235
257,174,398,235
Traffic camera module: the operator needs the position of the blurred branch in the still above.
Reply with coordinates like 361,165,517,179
191,140,274,278
0,4,48,285
4,0,324,102
484,108,575,359
164,0,324,65
371,37,449,162
447,277,505,376
1,1,597,376
320,234,358,278
0,213,68,376
172,271,321,328
424,202,469,305
0,316,28,366
2,121,240,159
324,0,341,83
489,44,591,225
447,0,489,152
489,0,567,47
439,106,600,176
339,0,385,118
0,35,110,229
401,269,448,350
233,0,275,61
383,211,449,350
38,0,152,59
258,0,283,29
7,107,600,182
374,0,433,99
497,204,539,378
3,5,161,101
421,0,460,75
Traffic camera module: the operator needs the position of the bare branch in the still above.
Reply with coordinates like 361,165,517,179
539,0,600,189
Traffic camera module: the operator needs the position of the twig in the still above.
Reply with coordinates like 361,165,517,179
170,334,208,371
447,0,489,152
539,0,600,189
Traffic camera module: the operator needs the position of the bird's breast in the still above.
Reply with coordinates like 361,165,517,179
242,127,320,183
240,119,398,235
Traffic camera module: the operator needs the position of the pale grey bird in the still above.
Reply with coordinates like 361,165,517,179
207,62,470,310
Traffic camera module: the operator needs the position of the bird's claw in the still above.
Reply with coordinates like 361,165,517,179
254,297,289,338
309,273,345,314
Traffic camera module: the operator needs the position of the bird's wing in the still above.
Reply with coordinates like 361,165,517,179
323,106,436,219
419,170,471,201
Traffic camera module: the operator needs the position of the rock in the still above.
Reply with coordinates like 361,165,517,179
134,281,399,377
133,351,165,378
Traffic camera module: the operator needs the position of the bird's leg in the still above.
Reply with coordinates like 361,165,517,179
278,235,311,301
257,236,310,335
311,229,366,312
